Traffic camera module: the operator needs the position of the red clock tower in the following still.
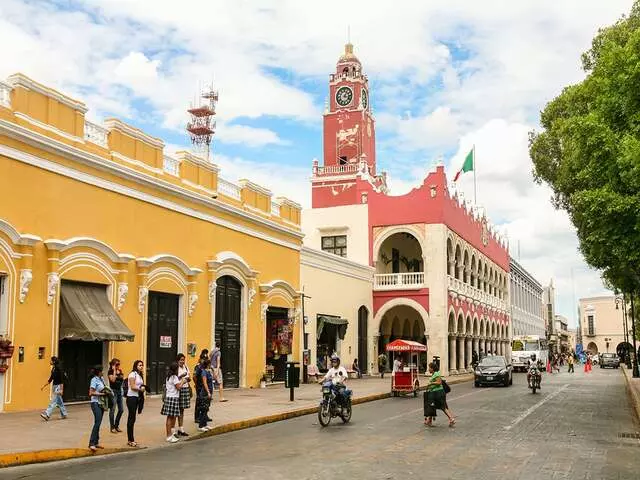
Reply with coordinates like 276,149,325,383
312,43,387,208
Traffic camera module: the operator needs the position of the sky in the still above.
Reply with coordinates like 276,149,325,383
0,0,634,327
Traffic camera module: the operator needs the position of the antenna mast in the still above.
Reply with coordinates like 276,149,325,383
187,85,218,161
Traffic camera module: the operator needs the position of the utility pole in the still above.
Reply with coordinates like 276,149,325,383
300,289,312,384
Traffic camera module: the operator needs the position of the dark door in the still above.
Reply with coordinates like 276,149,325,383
59,339,103,402
358,306,368,374
392,248,400,274
215,276,241,388
147,292,179,394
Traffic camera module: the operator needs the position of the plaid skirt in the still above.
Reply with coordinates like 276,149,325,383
161,396,181,417
179,386,191,410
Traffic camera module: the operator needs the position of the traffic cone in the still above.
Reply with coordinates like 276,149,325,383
546,360,552,373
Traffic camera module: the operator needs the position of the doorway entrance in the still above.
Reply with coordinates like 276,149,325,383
215,276,241,388
266,307,291,382
59,339,103,402
358,306,368,374
147,292,179,394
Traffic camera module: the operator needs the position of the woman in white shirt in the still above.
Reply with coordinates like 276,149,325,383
176,353,191,437
161,361,189,443
126,360,145,447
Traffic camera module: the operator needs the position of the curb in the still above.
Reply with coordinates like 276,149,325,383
0,446,138,469
1,375,473,468
621,366,640,426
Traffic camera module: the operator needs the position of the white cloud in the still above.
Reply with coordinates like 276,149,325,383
113,52,161,92
216,124,288,147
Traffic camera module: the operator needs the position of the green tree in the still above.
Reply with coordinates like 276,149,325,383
530,1,640,294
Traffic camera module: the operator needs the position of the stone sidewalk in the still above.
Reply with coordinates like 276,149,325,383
0,374,473,467
621,365,640,424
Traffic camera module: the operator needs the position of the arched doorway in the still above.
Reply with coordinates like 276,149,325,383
357,306,368,374
377,303,427,371
215,276,242,388
586,341,599,355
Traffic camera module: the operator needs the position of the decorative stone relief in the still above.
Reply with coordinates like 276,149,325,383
248,288,256,307
208,281,217,304
188,293,198,317
47,272,59,306
117,283,128,311
19,269,32,304
138,286,149,313
261,302,268,322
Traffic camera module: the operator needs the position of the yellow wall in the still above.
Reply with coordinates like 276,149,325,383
0,76,303,412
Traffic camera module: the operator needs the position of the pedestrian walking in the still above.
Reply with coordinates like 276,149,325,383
210,343,227,402
126,360,145,447
108,358,124,433
40,356,67,421
423,362,455,428
195,357,213,432
88,365,107,452
161,361,190,443
176,353,191,437
378,352,388,379
352,358,362,378
567,353,574,373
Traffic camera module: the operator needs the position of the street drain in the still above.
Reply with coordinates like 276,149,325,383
618,432,640,439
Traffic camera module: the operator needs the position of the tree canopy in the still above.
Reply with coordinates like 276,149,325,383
530,1,640,293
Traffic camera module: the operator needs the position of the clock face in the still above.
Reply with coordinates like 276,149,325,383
361,89,368,109
335,86,353,107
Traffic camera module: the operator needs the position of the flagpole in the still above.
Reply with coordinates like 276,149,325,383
473,144,477,205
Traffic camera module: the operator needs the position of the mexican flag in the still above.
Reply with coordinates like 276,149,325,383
453,148,474,182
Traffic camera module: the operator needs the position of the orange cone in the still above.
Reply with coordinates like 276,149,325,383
547,360,552,373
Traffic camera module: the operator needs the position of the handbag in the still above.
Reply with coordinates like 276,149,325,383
442,379,451,394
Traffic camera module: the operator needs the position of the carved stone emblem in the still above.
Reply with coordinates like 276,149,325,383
19,269,32,304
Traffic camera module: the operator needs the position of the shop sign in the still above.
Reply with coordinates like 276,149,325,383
160,336,172,348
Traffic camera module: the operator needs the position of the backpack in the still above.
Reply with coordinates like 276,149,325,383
442,378,451,394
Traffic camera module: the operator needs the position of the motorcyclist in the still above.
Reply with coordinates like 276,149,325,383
526,354,541,388
319,354,349,403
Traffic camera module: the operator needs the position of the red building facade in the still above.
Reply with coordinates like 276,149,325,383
305,43,511,375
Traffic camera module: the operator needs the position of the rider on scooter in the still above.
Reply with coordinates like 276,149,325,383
319,355,348,402
527,353,540,388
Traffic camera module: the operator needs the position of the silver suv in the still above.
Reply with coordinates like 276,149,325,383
600,353,620,369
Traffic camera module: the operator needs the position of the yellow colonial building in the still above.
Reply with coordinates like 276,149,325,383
0,74,303,412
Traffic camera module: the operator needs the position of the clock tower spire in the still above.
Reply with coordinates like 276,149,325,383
311,42,385,208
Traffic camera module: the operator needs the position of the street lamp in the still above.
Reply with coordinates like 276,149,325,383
615,295,632,367
629,293,640,378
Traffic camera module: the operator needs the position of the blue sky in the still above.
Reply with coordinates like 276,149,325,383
0,0,635,324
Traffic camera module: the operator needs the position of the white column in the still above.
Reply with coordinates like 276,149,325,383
456,336,464,372
465,337,472,370
449,336,457,374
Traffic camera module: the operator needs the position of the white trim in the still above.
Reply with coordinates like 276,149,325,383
45,237,134,264
373,297,429,336
137,254,203,277
181,178,216,196
7,74,88,113
238,179,272,198
112,152,163,175
208,252,257,279
103,118,164,148
259,279,300,299
0,219,41,246
0,121,303,241
301,246,374,282
274,196,302,210
176,150,220,174
14,112,85,144
0,142,303,251
0,245,17,410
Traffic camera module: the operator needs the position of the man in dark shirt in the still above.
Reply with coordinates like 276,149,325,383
40,356,67,420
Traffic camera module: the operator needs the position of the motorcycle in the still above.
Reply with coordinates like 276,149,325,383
528,367,541,394
318,379,352,427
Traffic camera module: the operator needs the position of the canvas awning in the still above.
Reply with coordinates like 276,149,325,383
317,315,348,340
59,282,135,342
385,339,427,353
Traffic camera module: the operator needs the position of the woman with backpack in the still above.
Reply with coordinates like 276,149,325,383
161,361,190,443
40,356,68,421
423,362,455,428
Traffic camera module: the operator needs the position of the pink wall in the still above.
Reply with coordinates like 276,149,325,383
373,289,429,317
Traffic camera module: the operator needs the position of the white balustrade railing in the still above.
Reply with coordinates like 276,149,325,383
163,155,181,176
0,82,11,109
374,272,424,290
84,120,109,148
271,200,280,216
447,274,507,311
316,163,359,176
217,178,242,200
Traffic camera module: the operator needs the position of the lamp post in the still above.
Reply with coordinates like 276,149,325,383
615,294,632,368
300,290,311,384
630,293,639,378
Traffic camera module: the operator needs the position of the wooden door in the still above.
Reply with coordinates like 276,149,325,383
358,306,368,373
146,292,179,394
59,339,103,402
215,276,241,388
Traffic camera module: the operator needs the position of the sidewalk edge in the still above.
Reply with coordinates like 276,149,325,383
621,365,640,426
0,447,136,469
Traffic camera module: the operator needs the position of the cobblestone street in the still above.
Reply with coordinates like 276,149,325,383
4,368,638,480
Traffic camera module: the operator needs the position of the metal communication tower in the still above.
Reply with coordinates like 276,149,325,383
187,86,218,161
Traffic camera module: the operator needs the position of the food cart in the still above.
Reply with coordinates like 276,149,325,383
386,339,427,397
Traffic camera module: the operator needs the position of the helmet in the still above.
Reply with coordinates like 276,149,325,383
330,354,340,365
530,354,537,361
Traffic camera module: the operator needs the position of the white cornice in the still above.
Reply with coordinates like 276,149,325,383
176,150,220,173
45,237,135,264
275,196,302,210
7,73,88,113
301,246,374,282
104,118,164,149
14,112,85,145
0,142,302,252
239,179,272,198
0,120,303,243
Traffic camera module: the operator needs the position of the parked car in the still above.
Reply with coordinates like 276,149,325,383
600,353,620,369
474,355,513,387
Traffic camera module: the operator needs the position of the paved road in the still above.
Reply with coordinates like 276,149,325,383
4,368,639,480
